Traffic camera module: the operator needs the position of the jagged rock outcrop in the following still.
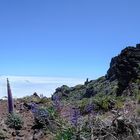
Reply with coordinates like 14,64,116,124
106,44,140,95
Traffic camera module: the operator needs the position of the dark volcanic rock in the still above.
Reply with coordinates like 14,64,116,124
83,87,97,98
106,44,140,95
52,85,70,100
32,92,40,98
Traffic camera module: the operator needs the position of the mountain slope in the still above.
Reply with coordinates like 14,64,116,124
53,44,140,101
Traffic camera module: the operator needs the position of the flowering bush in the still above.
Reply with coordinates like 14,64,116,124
31,104,49,128
52,95,62,112
70,107,81,127
84,103,94,114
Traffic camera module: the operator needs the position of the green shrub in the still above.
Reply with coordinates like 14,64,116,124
5,113,24,130
102,99,110,110
22,96,32,103
47,106,58,119
78,98,89,112
74,84,84,90
135,79,140,84
136,94,140,104
93,94,112,111
115,99,123,109
114,97,124,109
55,128,73,140
137,108,140,116
39,97,50,104
0,129,7,139
22,96,40,103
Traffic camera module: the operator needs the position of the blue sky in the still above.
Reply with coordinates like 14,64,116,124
0,0,140,79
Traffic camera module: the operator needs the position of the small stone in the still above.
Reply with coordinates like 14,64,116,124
12,131,17,136
15,137,24,140
33,130,44,140
17,131,25,137
117,116,124,121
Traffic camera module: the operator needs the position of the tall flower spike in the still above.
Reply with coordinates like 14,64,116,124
7,78,14,113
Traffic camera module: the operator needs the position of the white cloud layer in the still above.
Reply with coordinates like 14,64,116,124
0,76,85,98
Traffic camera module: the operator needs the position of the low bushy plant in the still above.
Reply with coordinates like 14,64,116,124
136,107,140,116
39,97,50,104
114,97,124,109
93,94,112,111
22,95,45,104
55,128,73,140
32,106,49,128
5,113,24,130
0,129,7,139
47,106,58,119
22,96,33,103
78,98,89,113
136,94,140,104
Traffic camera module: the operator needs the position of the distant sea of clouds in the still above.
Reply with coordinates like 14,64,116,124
0,76,85,98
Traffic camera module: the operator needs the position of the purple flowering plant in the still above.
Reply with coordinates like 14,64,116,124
30,103,49,128
70,107,81,127
84,103,94,114
7,78,14,113
52,95,62,112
